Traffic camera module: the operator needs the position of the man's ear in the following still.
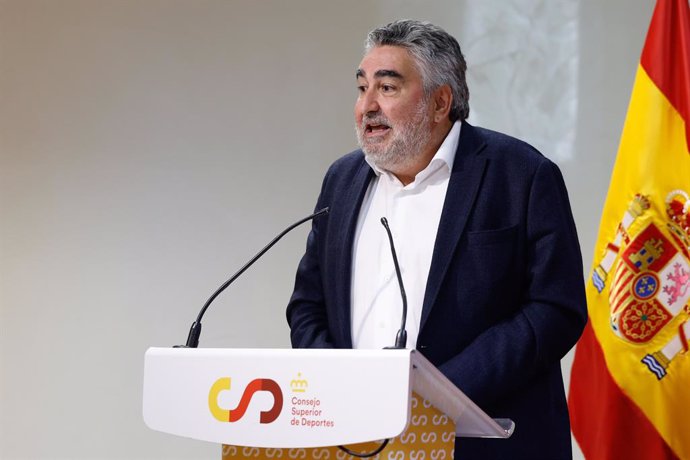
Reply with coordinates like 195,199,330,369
432,85,453,122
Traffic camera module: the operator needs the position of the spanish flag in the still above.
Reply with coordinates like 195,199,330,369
568,0,690,458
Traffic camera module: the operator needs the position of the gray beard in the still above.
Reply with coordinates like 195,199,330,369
356,101,432,174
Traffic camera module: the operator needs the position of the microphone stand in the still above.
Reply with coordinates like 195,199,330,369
176,207,329,348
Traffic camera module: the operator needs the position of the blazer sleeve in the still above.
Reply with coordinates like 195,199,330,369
437,159,587,409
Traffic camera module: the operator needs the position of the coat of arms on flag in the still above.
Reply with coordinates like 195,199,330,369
591,192,690,380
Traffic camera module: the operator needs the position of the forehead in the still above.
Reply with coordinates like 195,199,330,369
357,45,420,79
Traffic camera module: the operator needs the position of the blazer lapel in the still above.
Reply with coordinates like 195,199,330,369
420,124,487,330
332,158,375,347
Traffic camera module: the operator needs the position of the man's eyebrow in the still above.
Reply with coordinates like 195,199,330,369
355,69,404,79
374,69,404,79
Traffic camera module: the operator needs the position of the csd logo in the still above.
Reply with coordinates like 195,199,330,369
209,377,283,424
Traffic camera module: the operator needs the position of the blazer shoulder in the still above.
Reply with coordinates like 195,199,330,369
327,149,366,174
315,149,370,199
469,125,551,169
322,149,368,183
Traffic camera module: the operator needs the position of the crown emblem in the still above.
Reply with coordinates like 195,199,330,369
290,372,308,393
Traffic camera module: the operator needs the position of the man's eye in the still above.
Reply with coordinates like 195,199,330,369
357,85,367,93
381,84,395,92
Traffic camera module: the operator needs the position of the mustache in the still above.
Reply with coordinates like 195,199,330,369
360,113,391,130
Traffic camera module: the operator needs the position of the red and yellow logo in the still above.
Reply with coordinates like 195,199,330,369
209,378,283,424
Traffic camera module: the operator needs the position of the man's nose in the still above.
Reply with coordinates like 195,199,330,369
361,90,380,114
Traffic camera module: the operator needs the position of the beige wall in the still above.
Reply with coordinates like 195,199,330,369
0,1,654,458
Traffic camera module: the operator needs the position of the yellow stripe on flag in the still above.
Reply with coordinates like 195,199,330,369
589,64,690,459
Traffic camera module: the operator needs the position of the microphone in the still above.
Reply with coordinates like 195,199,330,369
380,217,408,349
177,207,330,348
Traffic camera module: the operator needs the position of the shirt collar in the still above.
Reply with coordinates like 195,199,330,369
365,121,462,185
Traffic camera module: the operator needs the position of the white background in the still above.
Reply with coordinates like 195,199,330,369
1,1,655,458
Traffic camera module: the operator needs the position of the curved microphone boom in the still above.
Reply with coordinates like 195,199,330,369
335,217,407,458
177,207,329,348
380,217,408,349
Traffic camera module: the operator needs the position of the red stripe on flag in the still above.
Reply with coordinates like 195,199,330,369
640,0,690,151
569,322,679,460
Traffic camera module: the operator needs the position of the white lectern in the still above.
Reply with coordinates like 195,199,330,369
143,347,513,450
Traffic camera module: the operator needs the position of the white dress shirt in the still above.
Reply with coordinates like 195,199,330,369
351,121,461,349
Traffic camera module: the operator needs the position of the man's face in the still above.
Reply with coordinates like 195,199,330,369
354,45,433,172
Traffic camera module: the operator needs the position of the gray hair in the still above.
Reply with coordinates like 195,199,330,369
364,19,470,122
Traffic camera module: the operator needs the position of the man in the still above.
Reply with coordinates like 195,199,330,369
287,19,586,460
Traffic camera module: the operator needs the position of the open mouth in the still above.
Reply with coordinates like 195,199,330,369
365,123,391,136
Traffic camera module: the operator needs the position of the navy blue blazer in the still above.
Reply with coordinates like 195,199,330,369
287,123,587,460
